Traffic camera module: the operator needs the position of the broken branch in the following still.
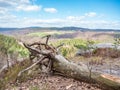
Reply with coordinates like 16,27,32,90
18,56,46,77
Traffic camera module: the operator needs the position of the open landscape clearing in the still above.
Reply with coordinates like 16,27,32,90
0,28,120,90
0,0,120,90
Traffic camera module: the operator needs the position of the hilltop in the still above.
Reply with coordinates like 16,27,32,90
0,27,120,34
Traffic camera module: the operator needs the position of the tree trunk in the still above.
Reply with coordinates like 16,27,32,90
52,55,120,90
20,37,120,90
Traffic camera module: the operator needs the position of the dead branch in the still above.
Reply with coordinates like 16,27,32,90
23,43,52,56
42,35,51,45
18,56,46,77
56,43,64,49
56,43,64,52
18,35,120,90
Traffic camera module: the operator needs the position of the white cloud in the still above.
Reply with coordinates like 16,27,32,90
66,12,97,21
0,16,120,29
0,3,119,30
44,8,57,13
67,16,85,21
3,17,118,29
0,9,5,15
0,0,42,27
85,12,97,17
67,16,75,20
17,5,41,11
0,0,41,12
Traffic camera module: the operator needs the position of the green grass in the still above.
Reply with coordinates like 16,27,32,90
0,59,32,90
0,34,29,57
27,31,74,37
52,39,97,58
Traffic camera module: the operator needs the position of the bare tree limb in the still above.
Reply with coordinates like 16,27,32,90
23,43,52,56
17,56,46,77
18,36,120,90
56,43,64,48
56,43,64,52
42,35,51,45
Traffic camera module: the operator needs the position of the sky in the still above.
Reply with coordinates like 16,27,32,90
0,0,120,29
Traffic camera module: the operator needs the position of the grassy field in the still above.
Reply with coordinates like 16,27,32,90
27,31,75,37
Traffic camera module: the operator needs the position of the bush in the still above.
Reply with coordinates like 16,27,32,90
0,34,29,58
52,39,96,58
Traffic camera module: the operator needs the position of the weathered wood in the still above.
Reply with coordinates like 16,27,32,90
18,56,46,77
19,36,120,90
52,54,120,90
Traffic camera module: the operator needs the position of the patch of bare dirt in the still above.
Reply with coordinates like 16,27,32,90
93,48,120,58
6,73,101,90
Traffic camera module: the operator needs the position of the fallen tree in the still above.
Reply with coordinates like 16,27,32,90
18,35,120,90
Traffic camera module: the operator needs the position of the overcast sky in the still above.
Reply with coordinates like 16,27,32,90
0,0,120,29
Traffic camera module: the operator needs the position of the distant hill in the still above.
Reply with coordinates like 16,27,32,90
0,27,120,33
0,28,18,32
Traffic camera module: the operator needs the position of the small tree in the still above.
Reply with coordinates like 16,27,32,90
113,38,120,50
0,36,9,68
75,39,95,78
86,40,95,78
0,34,19,68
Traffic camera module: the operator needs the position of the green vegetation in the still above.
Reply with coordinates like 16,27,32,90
29,83,49,90
0,34,30,89
0,59,32,90
114,33,120,38
27,31,74,37
52,39,96,58
29,85,39,90
113,38,120,50
0,34,29,57
0,34,98,89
